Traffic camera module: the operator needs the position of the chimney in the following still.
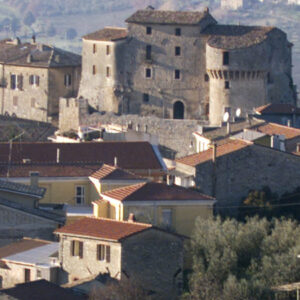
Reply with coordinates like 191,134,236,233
30,171,39,187
56,148,60,163
287,119,291,127
16,37,21,45
128,213,136,222
297,143,300,152
212,143,217,163
114,156,118,167
32,35,36,44
226,122,231,135
27,54,32,63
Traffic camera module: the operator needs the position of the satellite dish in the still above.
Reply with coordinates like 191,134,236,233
223,112,229,122
236,108,241,117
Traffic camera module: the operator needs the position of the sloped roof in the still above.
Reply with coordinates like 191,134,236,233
126,9,216,25
0,179,45,197
256,123,300,140
202,24,278,49
0,238,50,259
0,142,164,171
90,164,144,181
0,280,86,300
0,39,81,68
55,217,152,241
176,139,250,167
83,27,127,41
101,182,214,201
255,103,300,115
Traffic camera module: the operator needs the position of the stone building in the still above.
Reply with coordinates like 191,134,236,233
77,7,296,125
55,217,184,299
0,38,81,123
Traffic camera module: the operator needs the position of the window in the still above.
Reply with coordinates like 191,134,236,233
146,45,151,60
106,45,110,55
93,44,96,54
225,81,230,89
10,74,23,90
29,75,39,86
93,65,96,75
204,74,209,82
64,74,71,87
75,186,85,205
175,28,181,36
106,66,110,78
162,209,172,226
267,72,273,84
24,268,31,282
145,68,152,78
31,98,35,108
146,26,152,35
71,240,83,258
36,269,42,278
174,69,181,80
223,52,229,65
143,93,149,103
175,46,181,56
13,96,18,107
97,244,111,262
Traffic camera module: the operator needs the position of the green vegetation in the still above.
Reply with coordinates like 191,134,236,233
185,217,300,299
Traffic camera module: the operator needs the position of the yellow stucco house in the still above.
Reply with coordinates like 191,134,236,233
93,182,216,237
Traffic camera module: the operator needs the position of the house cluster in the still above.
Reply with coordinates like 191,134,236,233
0,6,298,300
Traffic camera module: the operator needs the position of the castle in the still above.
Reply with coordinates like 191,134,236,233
77,7,296,125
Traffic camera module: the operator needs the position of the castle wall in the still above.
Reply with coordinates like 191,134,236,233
79,38,127,113
124,22,214,119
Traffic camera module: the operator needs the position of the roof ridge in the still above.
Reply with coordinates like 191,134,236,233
101,182,147,199
87,216,152,227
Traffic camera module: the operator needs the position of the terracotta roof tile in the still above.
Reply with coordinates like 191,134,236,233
255,103,300,115
102,182,214,201
0,141,163,171
90,164,143,181
55,217,152,241
176,139,250,167
256,123,300,140
126,9,215,25
83,27,127,41
0,238,50,259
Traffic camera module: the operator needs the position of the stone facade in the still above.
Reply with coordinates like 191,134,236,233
0,39,81,123
76,8,296,125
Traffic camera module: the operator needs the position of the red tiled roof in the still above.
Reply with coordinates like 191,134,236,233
255,103,300,115
0,142,163,171
82,27,127,41
90,164,143,181
176,139,250,167
102,182,214,201
55,217,152,241
0,238,51,259
256,123,300,140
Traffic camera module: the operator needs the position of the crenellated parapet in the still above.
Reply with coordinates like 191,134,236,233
207,69,267,80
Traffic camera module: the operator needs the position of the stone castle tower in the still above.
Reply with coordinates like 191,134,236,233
77,7,296,125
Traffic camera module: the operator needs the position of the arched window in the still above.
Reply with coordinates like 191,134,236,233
173,101,184,119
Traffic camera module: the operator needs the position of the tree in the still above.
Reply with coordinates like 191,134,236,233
66,28,77,40
187,217,300,300
23,11,36,27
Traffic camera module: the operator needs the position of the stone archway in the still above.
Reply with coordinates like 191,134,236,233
173,101,184,119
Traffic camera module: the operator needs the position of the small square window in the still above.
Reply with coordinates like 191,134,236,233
146,26,152,35
145,68,152,78
71,240,83,258
29,75,39,86
204,74,209,82
223,52,229,65
97,244,110,262
143,93,149,102
174,69,181,80
175,46,181,56
106,45,110,55
225,81,230,89
175,28,181,36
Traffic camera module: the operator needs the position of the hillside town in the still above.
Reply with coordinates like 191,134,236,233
0,5,299,300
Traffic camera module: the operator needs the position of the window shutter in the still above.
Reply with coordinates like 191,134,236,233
36,76,39,86
79,242,83,259
10,75,15,89
64,75,67,86
71,240,75,256
106,245,110,263
29,75,33,85
17,75,23,89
